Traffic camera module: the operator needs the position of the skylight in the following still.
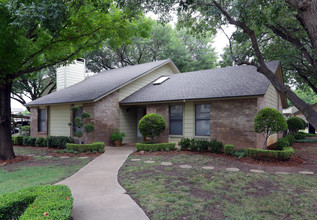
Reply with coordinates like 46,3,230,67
153,76,169,85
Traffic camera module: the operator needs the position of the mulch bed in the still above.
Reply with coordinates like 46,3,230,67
0,155,31,166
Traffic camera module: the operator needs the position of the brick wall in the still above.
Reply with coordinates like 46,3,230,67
146,103,169,142
210,98,258,149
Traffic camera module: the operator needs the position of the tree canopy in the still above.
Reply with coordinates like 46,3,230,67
0,0,151,160
84,21,217,73
118,0,317,129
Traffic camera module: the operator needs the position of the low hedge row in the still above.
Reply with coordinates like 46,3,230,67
65,142,105,152
224,144,234,155
136,143,176,152
178,138,223,153
0,185,73,220
246,147,294,161
12,136,74,149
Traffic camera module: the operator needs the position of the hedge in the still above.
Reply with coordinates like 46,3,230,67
275,137,290,150
295,139,317,143
0,185,73,220
65,142,105,152
12,136,24,145
246,147,294,161
47,136,75,149
136,143,176,152
178,138,223,153
224,145,234,155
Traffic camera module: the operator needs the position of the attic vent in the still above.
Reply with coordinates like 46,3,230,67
153,76,169,85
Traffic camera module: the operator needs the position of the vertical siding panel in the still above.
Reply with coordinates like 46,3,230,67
49,105,71,136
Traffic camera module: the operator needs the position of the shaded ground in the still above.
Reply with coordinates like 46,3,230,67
119,142,317,219
0,146,96,193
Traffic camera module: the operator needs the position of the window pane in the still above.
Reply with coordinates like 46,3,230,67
170,105,183,135
170,120,182,135
196,104,210,119
196,120,210,136
39,121,46,132
39,109,46,120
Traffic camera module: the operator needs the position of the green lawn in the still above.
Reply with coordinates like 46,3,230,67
0,146,92,194
119,154,317,220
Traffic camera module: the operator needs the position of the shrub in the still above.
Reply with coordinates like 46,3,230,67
136,143,176,152
178,138,191,150
70,107,95,144
26,137,36,146
246,147,294,161
287,117,305,134
35,137,46,147
295,139,317,143
294,132,306,140
65,142,105,153
195,139,210,152
275,138,290,150
0,185,72,220
284,134,295,145
224,145,234,155
233,149,246,158
210,138,223,153
254,107,287,148
138,113,166,141
110,129,126,141
22,136,30,146
19,125,30,136
12,136,24,145
47,136,74,149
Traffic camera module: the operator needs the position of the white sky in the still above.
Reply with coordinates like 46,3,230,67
11,14,235,110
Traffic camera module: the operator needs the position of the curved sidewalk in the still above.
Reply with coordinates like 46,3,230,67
58,146,149,220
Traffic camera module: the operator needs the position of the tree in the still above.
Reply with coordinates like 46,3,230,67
138,113,166,142
287,89,317,107
85,21,217,73
287,117,305,134
118,0,317,137
254,107,287,149
11,68,56,109
0,0,151,160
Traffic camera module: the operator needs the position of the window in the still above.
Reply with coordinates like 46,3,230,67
195,104,210,136
169,105,183,135
38,109,46,132
73,107,83,132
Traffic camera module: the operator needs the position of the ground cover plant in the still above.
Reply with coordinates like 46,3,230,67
0,146,92,193
119,142,317,219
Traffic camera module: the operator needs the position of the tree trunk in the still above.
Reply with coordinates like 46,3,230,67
0,81,16,160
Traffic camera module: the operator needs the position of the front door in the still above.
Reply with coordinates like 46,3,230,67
137,108,146,137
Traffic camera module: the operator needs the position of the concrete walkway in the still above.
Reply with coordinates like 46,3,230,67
58,146,149,220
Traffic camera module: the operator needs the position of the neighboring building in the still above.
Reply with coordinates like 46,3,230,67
293,103,317,133
26,59,287,149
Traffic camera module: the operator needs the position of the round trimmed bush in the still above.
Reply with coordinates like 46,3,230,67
287,117,305,134
138,113,166,141
254,107,287,148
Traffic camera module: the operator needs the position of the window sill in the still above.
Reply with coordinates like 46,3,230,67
169,135,184,138
194,135,210,139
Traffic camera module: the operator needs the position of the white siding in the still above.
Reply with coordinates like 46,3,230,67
56,60,85,91
119,65,176,101
48,105,71,136
119,107,137,143
264,83,278,109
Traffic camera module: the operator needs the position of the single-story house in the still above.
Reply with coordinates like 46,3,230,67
26,59,287,149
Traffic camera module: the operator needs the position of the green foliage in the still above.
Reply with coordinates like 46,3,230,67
19,126,30,136
295,139,317,143
65,142,105,153
287,89,317,107
85,21,217,73
26,137,36,147
82,112,91,119
46,136,74,149
35,137,47,147
71,106,80,113
12,136,23,145
254,108,287,148
178,138,191,150
22,136,30,146
246,147,294,161
110,129,126,141
136,143,176,152
84,124,95,133
284,135,295,146
224,145,234,155
138,113,166,140
293,132,309,140
275,138,290,151
210,138,223,153
233,149,246,158
287,117,305,134
0,185,72,220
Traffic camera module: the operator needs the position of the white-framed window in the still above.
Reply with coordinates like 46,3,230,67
195,104,210,136
169,105,183,135
38,109,46,132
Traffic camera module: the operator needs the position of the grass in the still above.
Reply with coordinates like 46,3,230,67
0,146,92,194
119,154,317,219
